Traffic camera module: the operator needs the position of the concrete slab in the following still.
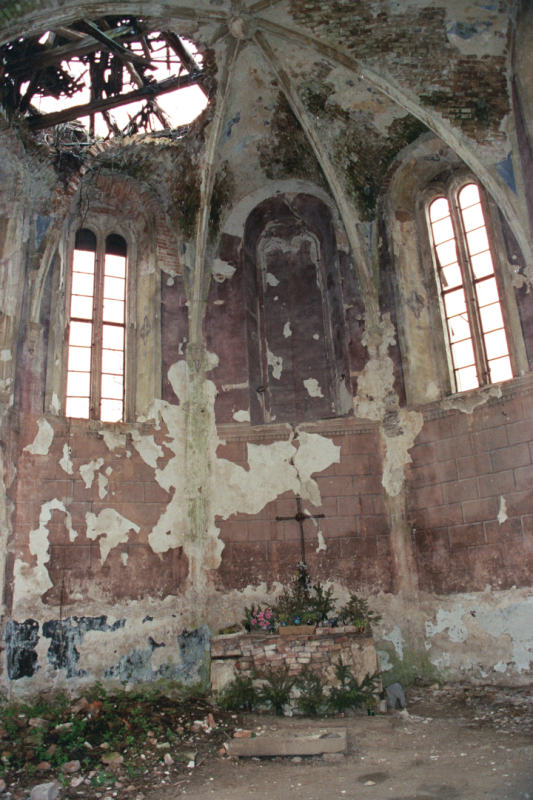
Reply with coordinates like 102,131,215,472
225,728,347,758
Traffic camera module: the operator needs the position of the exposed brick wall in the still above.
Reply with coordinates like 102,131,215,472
211,626,378,680
289,1,510,145
214,423,392,594
407,376,533,594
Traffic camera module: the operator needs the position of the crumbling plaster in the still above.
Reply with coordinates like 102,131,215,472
0,0,532,696
373,587,533,685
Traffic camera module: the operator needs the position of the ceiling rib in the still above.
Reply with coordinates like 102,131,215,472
253,29,376,306
256,17,533,276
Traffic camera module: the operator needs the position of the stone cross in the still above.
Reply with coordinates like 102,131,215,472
276,494,325,562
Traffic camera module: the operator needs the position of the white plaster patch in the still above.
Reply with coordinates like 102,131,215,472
80,458,104,489
494,661,508,673
303,378,324,398
293,431,340,506
98,472,109,500
377,650,392,672
316,530,326,553
102,430,127,451
145,358,340,593
313,334,319,340
121,552,129,566
353,314,423,497
283,321,292,338
24,418,54,455
383,625,406,660
233,409,250,423
167,276,175,286
51,392,61,415
498,496,507,525
12,500,77,614
425,605,468,644
473,598,533,673
86,508,140,564
440,384,502,414
0,349,11,361
266,272,279,287
178,337,187,356
267,347,283,380
59,443,73,475
212,259,236,283
131,430,164,469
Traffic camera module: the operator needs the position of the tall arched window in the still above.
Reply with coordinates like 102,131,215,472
428,183,513,393
66,228,127,422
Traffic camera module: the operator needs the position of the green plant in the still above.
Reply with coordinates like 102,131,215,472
273,563,337,623
310,582,336,621
216,675,258,712
258,667,295,714
339,594,382,630
328,657,380,714
294,669,327,716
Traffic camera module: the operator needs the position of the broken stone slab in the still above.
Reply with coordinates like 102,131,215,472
30,783,60,800
225,728,347,758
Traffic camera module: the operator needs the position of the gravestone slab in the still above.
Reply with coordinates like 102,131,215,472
225,728,348,757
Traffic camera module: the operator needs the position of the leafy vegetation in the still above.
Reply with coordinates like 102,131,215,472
0,682,240,795
328,658,380,714
216,675,258,712
257,667,295,714
294,669,327,716
339,594,382,630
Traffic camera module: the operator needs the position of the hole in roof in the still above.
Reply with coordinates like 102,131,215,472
0,16,209,141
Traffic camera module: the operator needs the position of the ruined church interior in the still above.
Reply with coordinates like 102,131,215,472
0,0,533,740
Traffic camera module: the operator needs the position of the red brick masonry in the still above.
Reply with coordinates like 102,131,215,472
210,625,380,684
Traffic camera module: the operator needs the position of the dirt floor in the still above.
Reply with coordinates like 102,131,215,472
146,686,533,800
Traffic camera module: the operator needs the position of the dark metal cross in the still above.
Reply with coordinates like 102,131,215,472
276,495,325,562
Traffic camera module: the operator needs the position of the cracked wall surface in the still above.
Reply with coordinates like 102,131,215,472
0,0,532,695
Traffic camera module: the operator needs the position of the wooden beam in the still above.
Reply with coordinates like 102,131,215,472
77,20,152,68
7,25,139,76
160,32,208,97
27,72,204,130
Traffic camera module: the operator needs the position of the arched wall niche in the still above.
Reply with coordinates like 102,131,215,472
384,133,530,408
242,192,351,426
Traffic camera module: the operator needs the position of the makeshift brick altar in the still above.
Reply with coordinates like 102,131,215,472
210,625,381,692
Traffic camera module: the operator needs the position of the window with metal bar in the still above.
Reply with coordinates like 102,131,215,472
428,183,512,393
65,228,126,422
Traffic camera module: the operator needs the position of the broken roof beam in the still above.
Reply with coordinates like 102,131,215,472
27,72,204,130
7,24,148,76
160,32,208,97
77,20,152,67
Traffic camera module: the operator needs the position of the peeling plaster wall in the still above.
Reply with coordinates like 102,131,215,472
372,587,533,686
0,0,532,696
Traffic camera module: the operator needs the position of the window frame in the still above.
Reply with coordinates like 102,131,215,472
423,175,522,393
62,219,137,423
66,228,128,422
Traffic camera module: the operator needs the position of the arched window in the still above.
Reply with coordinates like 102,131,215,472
66,228,127,422
428,182,513,393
